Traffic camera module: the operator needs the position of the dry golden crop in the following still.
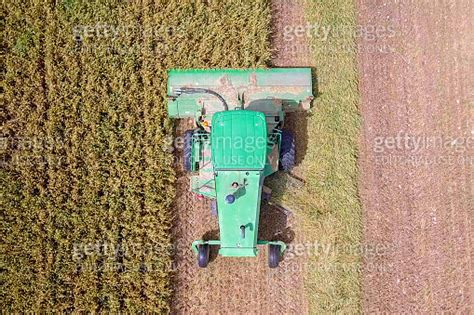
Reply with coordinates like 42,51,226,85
1,0,270,312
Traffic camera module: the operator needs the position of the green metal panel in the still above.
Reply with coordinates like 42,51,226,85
263,133,281,177
214,170,263,257
211,110,267,170
167,97,202,118
190,134,216,197
167,68,312,90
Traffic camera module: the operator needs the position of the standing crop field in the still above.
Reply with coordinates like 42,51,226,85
1,0,270,312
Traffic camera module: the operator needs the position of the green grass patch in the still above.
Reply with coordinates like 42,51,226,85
304,0,361,312
269,0,362,312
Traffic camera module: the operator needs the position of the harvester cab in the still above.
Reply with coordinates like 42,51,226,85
167,68,313,268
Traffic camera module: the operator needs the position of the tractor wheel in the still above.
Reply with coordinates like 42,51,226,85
279,129,295,171
268,244,281,268
197,244,210,268
183,130,194,172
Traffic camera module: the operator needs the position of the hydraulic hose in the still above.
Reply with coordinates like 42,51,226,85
174,87,229,111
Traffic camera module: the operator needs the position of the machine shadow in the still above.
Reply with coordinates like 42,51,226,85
258,202,295,244
260,67,319,262
278,67,319,166
201,229,220,263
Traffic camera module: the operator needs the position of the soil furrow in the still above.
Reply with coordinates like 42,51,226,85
358,0,473,312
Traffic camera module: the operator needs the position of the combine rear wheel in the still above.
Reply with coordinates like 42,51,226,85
279,129,295,171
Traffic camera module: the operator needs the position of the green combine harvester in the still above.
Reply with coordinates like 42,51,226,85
167,68,313,268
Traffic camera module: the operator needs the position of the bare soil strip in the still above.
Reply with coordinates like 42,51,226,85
357,0,473,312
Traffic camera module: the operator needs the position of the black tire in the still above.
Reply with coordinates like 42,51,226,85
198,244,210,268
268,244,281,268
279,129,295,171
183,130,194,172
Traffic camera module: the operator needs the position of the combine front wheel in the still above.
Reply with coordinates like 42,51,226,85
197,244,210,268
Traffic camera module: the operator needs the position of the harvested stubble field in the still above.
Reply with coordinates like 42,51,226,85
1,0,270,312
358,0,473,312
